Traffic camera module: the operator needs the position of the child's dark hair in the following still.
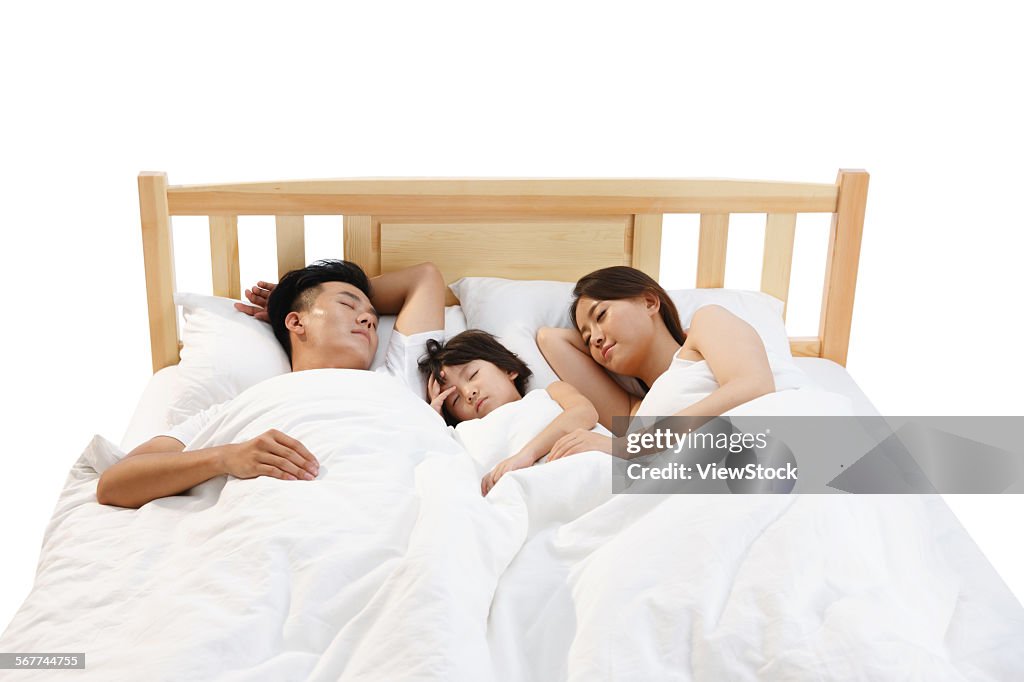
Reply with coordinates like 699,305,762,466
418,330,533,425
267,259,371,361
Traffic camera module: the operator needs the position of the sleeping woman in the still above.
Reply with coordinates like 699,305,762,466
536,266,791,457
417,330,599,495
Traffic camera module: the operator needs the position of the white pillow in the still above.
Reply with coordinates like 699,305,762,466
169,293,292,426
165,293,468,426
449,278,574,392
450,277,801,393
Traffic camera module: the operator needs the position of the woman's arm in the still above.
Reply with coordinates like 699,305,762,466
481,382,599,495
536,327,640,432
668,305,775,418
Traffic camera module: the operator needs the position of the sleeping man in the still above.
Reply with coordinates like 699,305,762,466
97,259,449,508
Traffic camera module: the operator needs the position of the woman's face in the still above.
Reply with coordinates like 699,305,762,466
440,359,521,422
574,294,659,374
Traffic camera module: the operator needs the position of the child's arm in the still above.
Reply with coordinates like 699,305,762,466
481,382,599,495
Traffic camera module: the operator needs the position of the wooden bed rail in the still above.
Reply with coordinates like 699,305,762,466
139,171,868,372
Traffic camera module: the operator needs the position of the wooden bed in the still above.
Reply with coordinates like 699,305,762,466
138,170,868,373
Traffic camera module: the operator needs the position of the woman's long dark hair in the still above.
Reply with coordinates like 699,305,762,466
569,266,686,346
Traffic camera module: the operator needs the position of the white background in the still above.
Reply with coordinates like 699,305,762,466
1,1,1022,632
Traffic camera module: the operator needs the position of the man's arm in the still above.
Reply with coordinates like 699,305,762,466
234,263,446,335
96,436,227,509
366,262,446,335
97,430,320,509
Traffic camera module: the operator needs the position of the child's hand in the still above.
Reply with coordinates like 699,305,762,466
481,451,535,496
548,429,612,461
427,372,456,416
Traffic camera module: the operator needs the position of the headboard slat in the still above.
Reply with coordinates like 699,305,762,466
631,214,663,280
274,216,306,280
343,216,379,277
761,212,798,320
209,216,240,299
696,213,730,288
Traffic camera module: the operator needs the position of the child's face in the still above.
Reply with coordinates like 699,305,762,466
440,359,521,422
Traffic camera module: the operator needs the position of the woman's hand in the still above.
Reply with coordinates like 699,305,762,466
427,372,456,416
481,451,535,496
548,429,612,461
233,281,277,322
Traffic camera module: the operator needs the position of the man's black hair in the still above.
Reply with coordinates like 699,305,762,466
267,259,371,361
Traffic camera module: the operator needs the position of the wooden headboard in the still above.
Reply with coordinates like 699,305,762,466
138,171,868,372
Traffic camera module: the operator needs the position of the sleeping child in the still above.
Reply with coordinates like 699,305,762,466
417,330,600,496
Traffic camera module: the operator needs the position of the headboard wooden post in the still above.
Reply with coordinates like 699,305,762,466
138,171,179,372
819,169,869,366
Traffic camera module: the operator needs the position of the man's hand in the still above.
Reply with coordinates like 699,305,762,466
481,451,535,496
427,372,456,417
548,429,612,461
219,429,319,481
233,281,277,322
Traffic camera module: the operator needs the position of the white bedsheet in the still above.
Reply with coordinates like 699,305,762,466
3,378,1022,680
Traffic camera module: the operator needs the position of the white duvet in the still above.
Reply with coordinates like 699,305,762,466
2,376,1022,681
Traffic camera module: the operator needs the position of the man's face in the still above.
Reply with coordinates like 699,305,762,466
290,281,379,369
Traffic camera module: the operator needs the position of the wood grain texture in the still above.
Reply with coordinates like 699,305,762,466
819,170,869,366
632,214,663,280
789,336,822,358
343,215,379,277
138,172,179,372
167,178,838,216
275,215,306,278
380,217,631,285
140,172,867,371
697,213,730,288
761,213,797,320
209,215,240,299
